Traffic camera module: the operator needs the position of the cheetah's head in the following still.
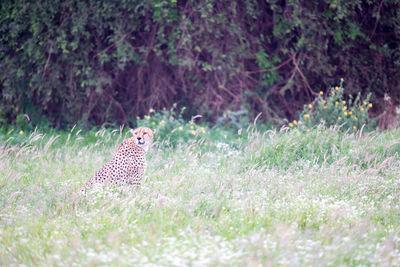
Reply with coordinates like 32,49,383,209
130,126,155,152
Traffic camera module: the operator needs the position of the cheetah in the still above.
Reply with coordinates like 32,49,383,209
81,126,154,192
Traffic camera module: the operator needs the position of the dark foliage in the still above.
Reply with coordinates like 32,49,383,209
1,0,399,128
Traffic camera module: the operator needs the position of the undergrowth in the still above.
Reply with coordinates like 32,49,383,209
290,79,376,132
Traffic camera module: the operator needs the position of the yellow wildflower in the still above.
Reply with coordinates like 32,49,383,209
200,127,206,133
353,126,357,130
363,101,367,106
289,123,294,128
19,130,23,135
354,116,358,120
323,100,326,104
344,111,348,116
343,106,347,111
342,101,346,104
349,111,352,115
293,120,298,125
340,78,344,81
369,103,372,108
149,108,155,113
308,104,312,108
335,101,339,105
338,116,342,120
335,86,339,91
178,126,183,131
159,120,165,125
190,125,194,129
304,114,310,119
360,107,364,111
152,121,156,125
191,130,196,135
320,91,324,95
145,115,150,120
323,105,327,109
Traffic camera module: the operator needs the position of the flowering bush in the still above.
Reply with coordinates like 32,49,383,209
136,104,207,146
289,79,376,132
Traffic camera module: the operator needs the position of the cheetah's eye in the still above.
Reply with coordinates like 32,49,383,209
143,132,147,135
134,132,138,135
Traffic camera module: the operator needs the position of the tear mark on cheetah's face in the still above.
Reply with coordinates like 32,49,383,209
81,126,155,192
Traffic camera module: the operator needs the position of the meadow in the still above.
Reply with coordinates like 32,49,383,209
0,123,399,266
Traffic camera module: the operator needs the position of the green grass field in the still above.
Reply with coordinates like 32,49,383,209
1,125,399,266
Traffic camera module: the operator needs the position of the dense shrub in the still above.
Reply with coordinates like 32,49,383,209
136,105,209,146
1,0,399,127
290,79,376,132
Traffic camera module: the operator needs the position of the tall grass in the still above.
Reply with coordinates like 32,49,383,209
0,125,399,266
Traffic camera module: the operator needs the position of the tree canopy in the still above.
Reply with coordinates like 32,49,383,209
1,0,399,127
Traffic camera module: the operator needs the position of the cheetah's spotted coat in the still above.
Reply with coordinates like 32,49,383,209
82,127,154,191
